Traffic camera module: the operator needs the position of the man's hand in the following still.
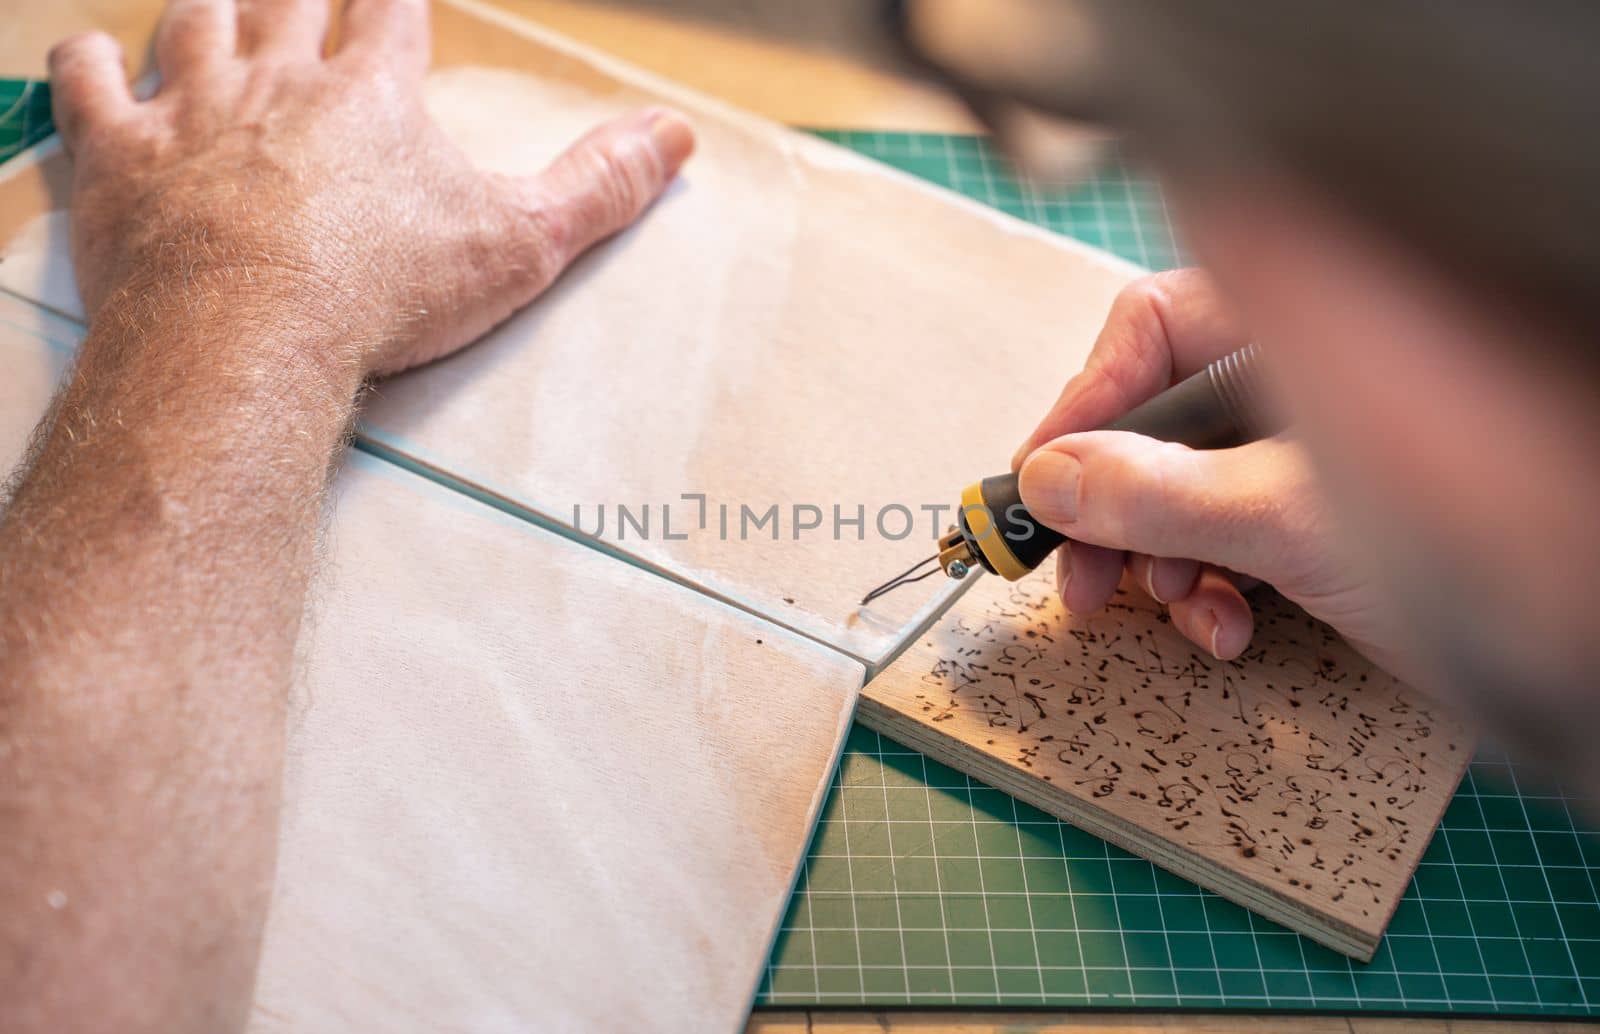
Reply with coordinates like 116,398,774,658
1013,270,1416,682
50,0,693,378
3,4,692,1033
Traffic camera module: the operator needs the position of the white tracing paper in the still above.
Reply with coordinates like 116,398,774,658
254,453,862,1033
0,2,1148,1025
0,296,863,1032
0,0,1142,667
374,3,1143,665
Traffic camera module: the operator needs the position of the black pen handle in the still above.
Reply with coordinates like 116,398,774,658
1104,342,1274,447
948,344,1280,581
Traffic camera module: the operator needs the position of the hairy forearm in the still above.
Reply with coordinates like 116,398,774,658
0,276,361,1033
8,0,688,1023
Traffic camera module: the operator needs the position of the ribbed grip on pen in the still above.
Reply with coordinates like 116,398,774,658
1207,342,1275,442
1101,342,1277,449
966,344,1280,583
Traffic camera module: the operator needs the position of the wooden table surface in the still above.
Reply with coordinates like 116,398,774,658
750,1011,1595,1033
4,0,976,130
4,2,1586,1031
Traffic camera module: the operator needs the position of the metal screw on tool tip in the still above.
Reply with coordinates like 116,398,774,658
948,560,970,579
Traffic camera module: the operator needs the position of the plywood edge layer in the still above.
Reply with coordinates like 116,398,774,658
855,690,1380,962
748,1011,1570,1034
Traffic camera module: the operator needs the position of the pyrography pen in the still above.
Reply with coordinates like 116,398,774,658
860,343,1281,605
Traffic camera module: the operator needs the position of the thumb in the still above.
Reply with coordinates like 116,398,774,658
524,107,695,269
1017,432,1314,583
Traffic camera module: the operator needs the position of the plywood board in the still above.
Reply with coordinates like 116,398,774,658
0,0,1142,666
0,293,866,1032
857,566,1473,961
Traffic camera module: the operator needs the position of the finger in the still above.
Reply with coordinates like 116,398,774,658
1128,553,1201,606
1168,566,1255,659
237,0,328,59
1059,541,1124,615
1012,268,1248,469
155,0,236,82
1018,432,1312,582
337,0,430,79
523,107,695,270
47,33,134,151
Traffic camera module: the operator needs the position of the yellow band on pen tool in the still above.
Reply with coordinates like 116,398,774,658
959,479,1031,581
865,346,1276,605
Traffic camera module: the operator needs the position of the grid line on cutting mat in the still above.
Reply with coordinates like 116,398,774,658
761,130,1600,1017
0,80,53,165
1,89,1595,1019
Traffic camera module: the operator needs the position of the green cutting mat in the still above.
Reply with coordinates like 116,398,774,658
759,130,1600,1017
5,86,1598,1019
0,80,53,164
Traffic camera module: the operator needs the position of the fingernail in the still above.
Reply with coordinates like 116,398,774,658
1010,441,1032,471
1204,609,1223,659
1018,450,1081,525
1144,562,1166,604
1055,548,1072,602
646,109,695,173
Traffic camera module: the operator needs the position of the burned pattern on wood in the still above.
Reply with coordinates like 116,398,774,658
858,567,1472,960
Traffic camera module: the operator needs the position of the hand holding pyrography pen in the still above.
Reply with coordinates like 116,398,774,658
861,344,1282,604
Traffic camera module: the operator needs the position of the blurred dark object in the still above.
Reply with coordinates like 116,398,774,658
465,0,983,130
889,0,1600,347
884,0,1111,183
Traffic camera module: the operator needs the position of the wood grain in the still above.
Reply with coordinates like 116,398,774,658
858,566,1474,960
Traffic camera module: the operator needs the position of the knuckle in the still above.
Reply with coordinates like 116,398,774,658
48,31,110,71
1258,462,1327,581
515,201,570,284
1117,278,1173,353
1073,440,1130,538
1112,272,1165,312
359,60,407,90
162,0,204,30
159,0,225,43
1091,439,1196,550
590,145,647,223
1110,274,1171,330
1142,267,1195,305
349,60,405,102
1093,336,1155,409
1094,277,1177,399
1133,441,1193,540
